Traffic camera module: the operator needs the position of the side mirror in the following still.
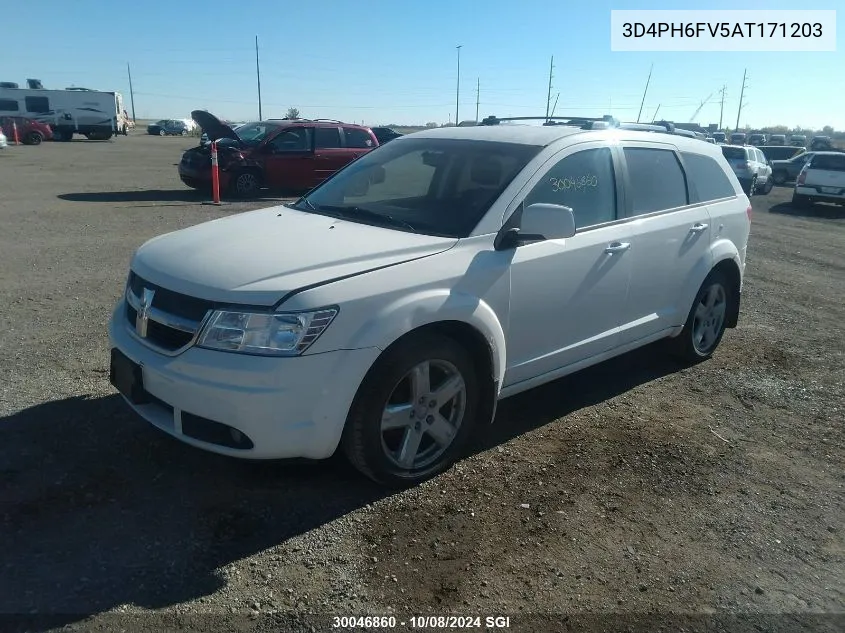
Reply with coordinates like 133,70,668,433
369,165,386,185
520,203,576,241
495,203,576,250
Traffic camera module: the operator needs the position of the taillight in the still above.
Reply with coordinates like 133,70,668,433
797,168,807,185
746,205,752,222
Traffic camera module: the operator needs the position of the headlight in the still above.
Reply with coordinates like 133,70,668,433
196,308,338,356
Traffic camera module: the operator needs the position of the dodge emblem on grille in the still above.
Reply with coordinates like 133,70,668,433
136,288,155,338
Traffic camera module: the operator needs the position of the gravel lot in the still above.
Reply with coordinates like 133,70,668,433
0,135,843,633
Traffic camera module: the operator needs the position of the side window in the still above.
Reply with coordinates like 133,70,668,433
681,152,736,202
24,96,50,113
343,127,374,149
267,127,311,153
523,148,617,230
314,127,342,149
623,147,687,214
0,99,19,112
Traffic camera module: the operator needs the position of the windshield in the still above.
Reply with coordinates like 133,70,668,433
721,147,746,160
233,122,280,146
292,138,541,238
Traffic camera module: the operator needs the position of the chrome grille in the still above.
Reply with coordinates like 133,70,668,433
124,272,212,354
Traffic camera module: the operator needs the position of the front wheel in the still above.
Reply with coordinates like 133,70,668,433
159,129,166,136
341,333,481,487
231,170,261,197
181,129,188,136
760,175,773,195
668,270,731,363
25,132,43,145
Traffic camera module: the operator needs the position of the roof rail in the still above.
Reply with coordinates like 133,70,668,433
311,118,344,123
479,114,619,129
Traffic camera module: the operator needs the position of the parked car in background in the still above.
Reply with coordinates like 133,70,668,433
789,134,807,147
760,145,805,161
712,132,726,144
747,133,766,146
0,130,6,149
180,110,379,196
730,132,746,145
147,119,190,136
0,116,53,145
371,126,403,144
110,121,751,485
810,136,835,151
768,134,786,145
771,151,814,185
721,144,773,195
704,136,716,144
792,152,845,207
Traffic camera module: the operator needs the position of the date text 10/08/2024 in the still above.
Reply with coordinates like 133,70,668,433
332,615,511,629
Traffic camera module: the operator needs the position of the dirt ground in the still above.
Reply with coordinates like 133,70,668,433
0,135,842,633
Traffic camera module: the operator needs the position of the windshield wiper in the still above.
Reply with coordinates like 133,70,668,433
315,205,418,233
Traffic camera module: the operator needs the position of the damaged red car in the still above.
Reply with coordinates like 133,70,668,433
179,110,379,197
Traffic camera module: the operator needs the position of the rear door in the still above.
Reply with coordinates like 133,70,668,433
614,143,713,344
262,126,315,191
312,126,348,187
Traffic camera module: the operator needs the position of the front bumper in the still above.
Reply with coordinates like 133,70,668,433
108,301,381,460
178,164,231,190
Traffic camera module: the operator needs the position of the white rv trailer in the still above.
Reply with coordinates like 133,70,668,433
0,84,129,141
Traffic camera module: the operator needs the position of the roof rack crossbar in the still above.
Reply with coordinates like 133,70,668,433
480,114,618,126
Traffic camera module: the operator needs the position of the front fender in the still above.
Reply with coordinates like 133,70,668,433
345,289,508,390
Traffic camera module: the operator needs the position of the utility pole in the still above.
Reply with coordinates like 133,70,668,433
636,63,653,123
735,69,747,131
718,84,726,130
126,62,136,122
475,77,480,122
550,93,560,118
255,36,263,120
653,104,661,120
545,56,554,120
455,45,462,127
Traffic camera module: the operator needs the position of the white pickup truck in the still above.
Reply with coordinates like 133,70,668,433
793,151,845,208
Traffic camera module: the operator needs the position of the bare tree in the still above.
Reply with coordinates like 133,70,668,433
425,121,439,128
285,107,301,119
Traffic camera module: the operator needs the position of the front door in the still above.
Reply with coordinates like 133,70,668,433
262,126,314,191
505,145,634,387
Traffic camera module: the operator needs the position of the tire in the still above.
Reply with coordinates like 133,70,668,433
668,270,731,363
772,170,787,185
791,192,811,208
181,129,188,136
231,170,261,197
159,129,166,136
25,132,43,146
760,175,773,195
341,333,481,487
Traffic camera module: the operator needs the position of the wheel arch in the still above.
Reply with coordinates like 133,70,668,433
711,255,742,328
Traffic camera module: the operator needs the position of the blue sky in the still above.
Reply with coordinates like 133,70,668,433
2,0,841,129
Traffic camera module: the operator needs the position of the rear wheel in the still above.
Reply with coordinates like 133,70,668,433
791,192,811,208
668,270,731,363
25,132,43,145
760,175,773,195
341,333,481,487
745,176,757,197
159,129,166,136
181,129,188,136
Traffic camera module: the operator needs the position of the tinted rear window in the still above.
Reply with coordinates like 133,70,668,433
0,99,19,111
623,147,688,214
721,147,746,160
682,152,736,202
810,154,845,171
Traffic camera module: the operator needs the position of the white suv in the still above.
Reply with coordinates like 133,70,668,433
109,118,752,486
720,144,773,195
792,151,845,207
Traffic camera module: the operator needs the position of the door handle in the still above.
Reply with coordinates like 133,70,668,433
604,242,631,254
689,223,709,233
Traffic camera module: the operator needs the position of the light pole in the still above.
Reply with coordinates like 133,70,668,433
455,45,462,126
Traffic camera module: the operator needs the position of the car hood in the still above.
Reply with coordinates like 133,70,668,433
191,110,241,144
131,205,458,306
